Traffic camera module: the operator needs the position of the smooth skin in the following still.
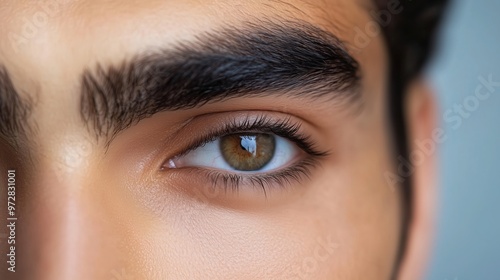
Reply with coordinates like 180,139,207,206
0,0,436,279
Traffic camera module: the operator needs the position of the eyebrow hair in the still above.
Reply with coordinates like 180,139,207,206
0,66,34,142
80,21,360,141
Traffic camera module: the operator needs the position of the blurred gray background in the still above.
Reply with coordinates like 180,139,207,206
426,0,500,279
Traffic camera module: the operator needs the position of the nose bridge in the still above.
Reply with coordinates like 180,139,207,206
28,174,86,280
15,153,120,280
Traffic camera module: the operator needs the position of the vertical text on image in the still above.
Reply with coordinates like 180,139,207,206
6,170,17,273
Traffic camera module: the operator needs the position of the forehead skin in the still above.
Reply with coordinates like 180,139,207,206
0,1,399,280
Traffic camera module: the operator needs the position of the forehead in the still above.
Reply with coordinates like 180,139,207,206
0,0,376,65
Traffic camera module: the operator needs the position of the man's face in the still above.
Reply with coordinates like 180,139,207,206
0,0,412,279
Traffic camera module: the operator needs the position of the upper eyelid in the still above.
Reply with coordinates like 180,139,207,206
165,114,328,164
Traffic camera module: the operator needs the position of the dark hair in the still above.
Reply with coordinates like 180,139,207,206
373,0,450,278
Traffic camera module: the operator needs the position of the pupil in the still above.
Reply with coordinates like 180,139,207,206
239,136,257,156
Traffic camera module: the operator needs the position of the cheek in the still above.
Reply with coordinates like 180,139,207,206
104,172,399,280
123,200,331,279
300,161,401,278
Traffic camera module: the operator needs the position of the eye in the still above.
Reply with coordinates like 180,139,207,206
162,115,329,192
168,132,302,173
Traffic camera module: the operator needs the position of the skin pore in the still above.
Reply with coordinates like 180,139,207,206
0,0,436,279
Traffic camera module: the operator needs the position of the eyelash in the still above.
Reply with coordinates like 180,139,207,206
165,115,329,194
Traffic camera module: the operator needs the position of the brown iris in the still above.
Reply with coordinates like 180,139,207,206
220,133,276,171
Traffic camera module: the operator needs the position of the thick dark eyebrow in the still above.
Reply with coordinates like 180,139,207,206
80,21,360,141
0,66,33,142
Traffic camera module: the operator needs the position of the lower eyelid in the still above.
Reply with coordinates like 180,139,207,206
164,156,320,197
